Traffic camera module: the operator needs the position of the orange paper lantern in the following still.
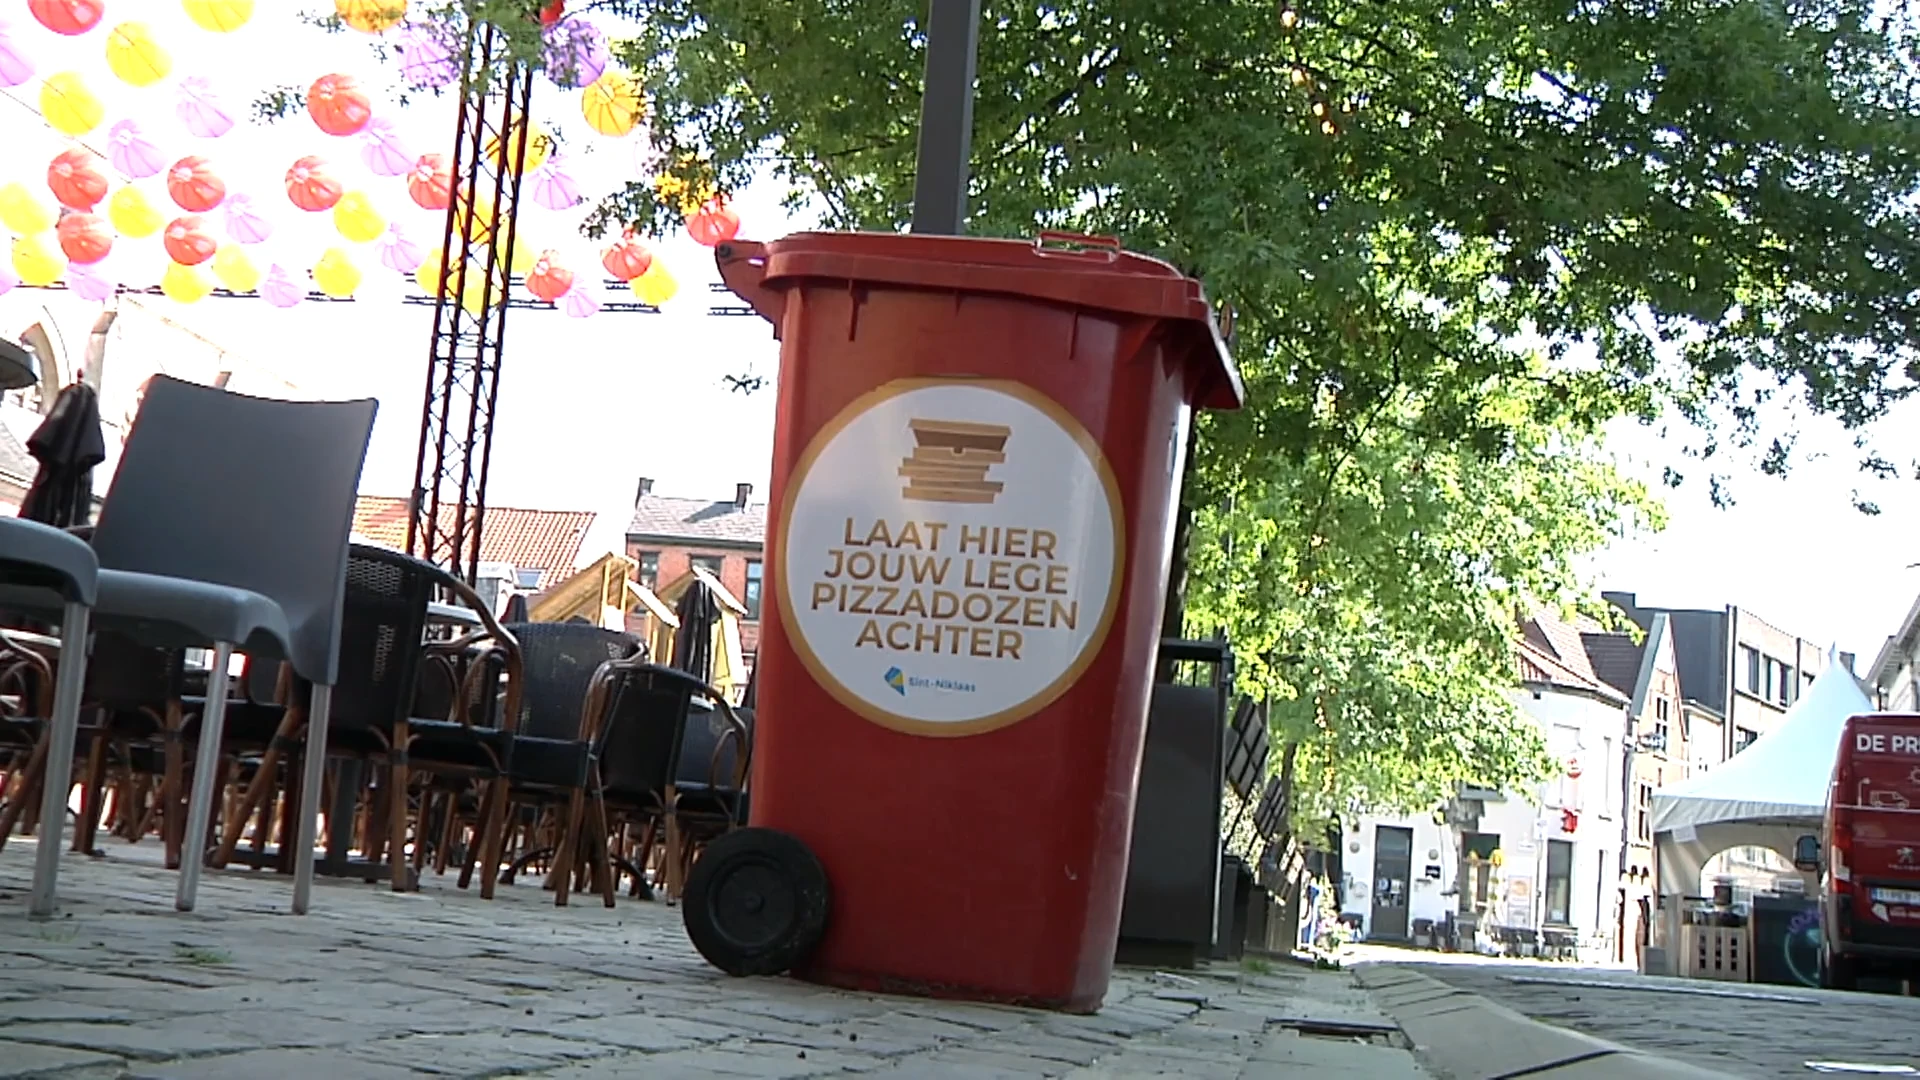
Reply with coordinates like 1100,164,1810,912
166,156,226,213
686,197,741,247
284,155,343,212
524,249,573,302
599,233,652,282
56,212,113,264
162,215,218,266
308,73,373,137
47,148,109,211
406,153,452,211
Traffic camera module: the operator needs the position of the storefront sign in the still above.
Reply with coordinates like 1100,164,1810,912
777,378,1124,736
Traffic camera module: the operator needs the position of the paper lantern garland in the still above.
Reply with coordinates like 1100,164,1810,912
286,156,344,212
107,119,167,179
309,74,374,137
182,1,257,34
0,23,36,88
336,0,407,35
176,76,235,138
29,0,105,37
163,216,219,265
167,156,227,213
47,149,109,211
56,213,113,264
41,71,105,135
0,184,54,236
105,23,172,87
108,186,163,237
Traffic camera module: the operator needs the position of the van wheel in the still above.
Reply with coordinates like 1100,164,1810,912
1820,949,1858,992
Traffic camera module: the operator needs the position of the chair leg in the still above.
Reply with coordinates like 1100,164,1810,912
74,728,109,856
212,705,303,868
291,682,333,915
550,787,589,908
161,700,186,868
27,601,89,915
388,721,411,892
0,735,48,852
588,787,617,910
457,787,494,891
476,778,510,901
175,643,235,912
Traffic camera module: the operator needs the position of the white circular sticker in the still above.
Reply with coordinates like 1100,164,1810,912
777,379,1124,736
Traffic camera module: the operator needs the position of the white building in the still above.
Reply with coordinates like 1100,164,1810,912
1871,591,1920,712
1341,616,1629,959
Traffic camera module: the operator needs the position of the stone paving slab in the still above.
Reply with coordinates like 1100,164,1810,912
0,836,1432,1077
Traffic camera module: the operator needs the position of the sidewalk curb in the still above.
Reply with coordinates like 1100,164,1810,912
1354,964,1737,1079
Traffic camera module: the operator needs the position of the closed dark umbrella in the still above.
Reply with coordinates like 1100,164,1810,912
502,592,529,623
20,381,105,528
671,579,719,685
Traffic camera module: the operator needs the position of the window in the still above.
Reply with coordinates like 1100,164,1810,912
1741,645,1761,695
1735,727,1758,753
1602,736,1616,817
1653,698,1670,752
635,550,659,590
690,554,724,579
1460,832,1500,914
1545,840,1574,926
1635,782,1653,843
514,568,543,590
744,560,763,620
1776,662,1794,706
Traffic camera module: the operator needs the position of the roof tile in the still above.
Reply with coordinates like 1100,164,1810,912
626,494,766,547
352,496,594,589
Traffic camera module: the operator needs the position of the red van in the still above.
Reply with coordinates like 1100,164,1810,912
1817,713,1920,990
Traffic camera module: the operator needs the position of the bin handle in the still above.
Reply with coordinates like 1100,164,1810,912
1033,231,1122,262
715,240,784,325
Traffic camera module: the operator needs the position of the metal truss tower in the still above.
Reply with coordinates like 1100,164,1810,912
406,20,536,583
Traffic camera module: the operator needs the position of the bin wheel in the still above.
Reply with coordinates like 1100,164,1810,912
683,827,829,977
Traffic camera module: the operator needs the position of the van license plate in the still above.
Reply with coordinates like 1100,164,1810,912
1870,888,1920,905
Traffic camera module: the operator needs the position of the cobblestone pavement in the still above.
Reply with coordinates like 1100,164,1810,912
1379,951,1920,1078
0,839,1431,1078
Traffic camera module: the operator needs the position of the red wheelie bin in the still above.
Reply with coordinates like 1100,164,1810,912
682,231,1242,1014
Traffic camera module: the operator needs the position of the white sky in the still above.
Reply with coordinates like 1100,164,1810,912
1,3,1914,669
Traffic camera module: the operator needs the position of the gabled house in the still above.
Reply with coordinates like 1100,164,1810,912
624,477,766,672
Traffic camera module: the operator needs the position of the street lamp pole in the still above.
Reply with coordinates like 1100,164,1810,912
910,0,983,236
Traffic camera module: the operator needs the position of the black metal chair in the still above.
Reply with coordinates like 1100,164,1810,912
64,376,375,913
496,621,641,907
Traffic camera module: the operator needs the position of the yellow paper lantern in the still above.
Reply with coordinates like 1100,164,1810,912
210,244,260,293
11,234,65,287
460,273,503,316
40,72,105,137
581,72,641,137
507,242,534,276
182,0,255,32
630,261,678,307
451,191,495,246
108,186,163,238
160,261,211,303
106,23,173,88
313,247,361,298
484,120,551,175
335,0,406,34
413,249,451,296
0,183,55,236
332,191,385,243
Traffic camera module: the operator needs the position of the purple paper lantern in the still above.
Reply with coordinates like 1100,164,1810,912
359,118,414,177
0,261,21,297
541,18,607,90
67,262,115,302
261,264,304,308
177,76,235,138
528,154,580,211
222,193,274,244
395,21,458,90
376,223,423,273
0,20,35,88
107,119,167,180
562,285,599,318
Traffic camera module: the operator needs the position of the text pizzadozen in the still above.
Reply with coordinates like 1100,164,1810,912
809,517,1080,660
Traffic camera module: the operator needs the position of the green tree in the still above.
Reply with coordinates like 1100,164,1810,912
572,1,1915,815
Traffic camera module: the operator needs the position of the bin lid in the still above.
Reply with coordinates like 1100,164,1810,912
755,231,1244,410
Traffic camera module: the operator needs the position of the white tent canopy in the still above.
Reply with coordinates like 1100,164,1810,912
1651,650,1873,894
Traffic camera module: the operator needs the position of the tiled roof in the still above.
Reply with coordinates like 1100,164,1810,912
627,494,766,547
1516,637,1630,704
1580,631,1647,699
1523,612,1602,683
352,496,594,589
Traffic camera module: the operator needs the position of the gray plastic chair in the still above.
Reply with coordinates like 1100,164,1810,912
0,517,97,917
86,375,376,914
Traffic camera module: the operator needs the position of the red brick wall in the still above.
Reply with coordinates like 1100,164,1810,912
626,539,763,660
